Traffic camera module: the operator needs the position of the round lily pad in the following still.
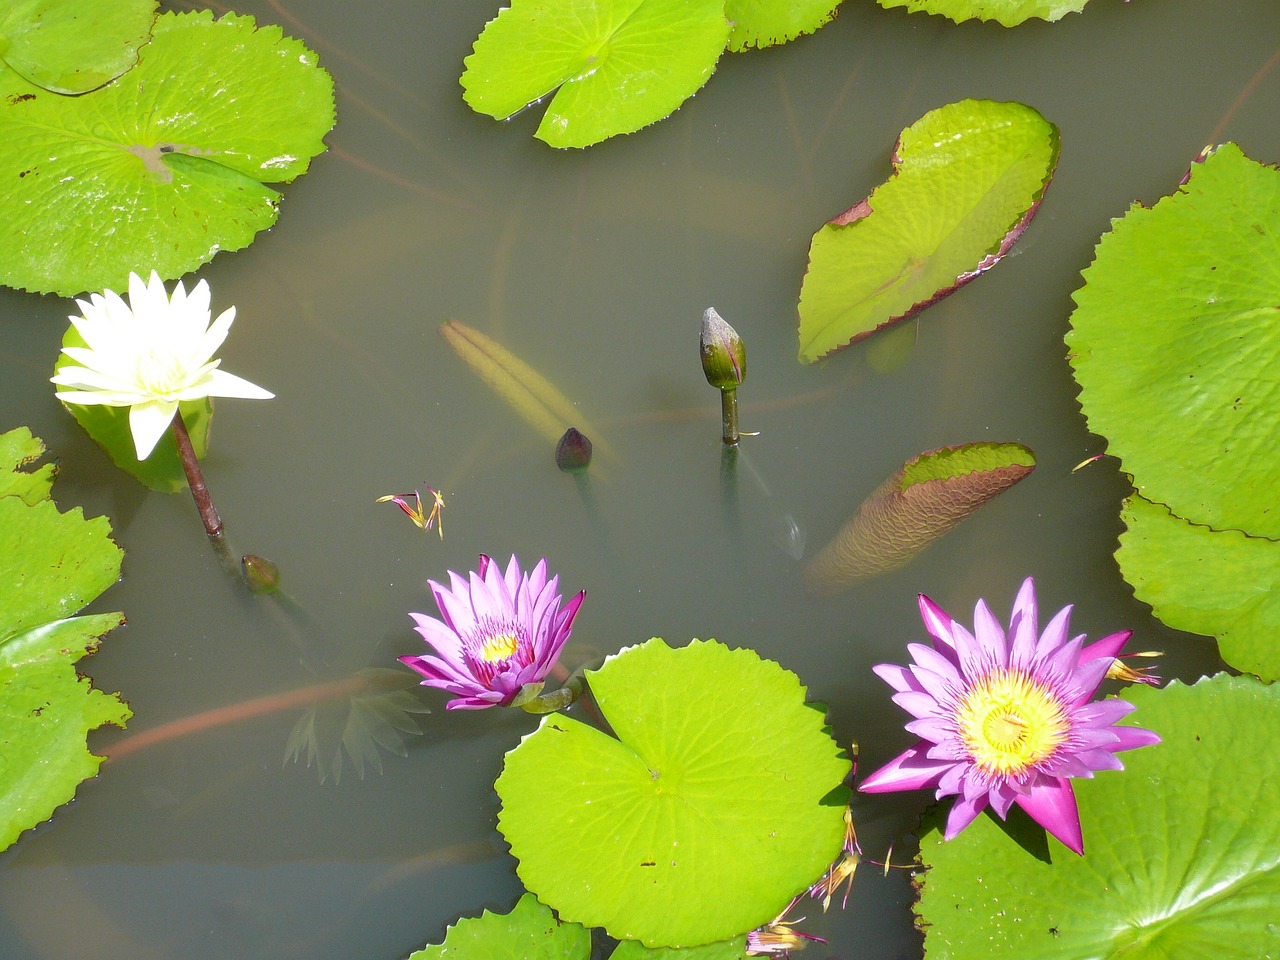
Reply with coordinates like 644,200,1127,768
917,674,1280,959
407,893,590,960
0,0,156,94
496,637,850,947
724,0,844,51
875,0,1090,27
1067,144,1280,539
0,10,335,296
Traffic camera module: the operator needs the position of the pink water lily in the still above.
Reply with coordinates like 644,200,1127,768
399,554,584,710
859,578,1160,855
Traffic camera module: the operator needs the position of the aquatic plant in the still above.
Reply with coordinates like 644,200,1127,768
859,578,1159,855
400,554,586,710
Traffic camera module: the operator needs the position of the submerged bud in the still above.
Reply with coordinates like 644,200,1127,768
241,554,281,594
555,426,593,472
700,307,746,390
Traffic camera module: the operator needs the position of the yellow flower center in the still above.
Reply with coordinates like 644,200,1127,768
479,632,519,663
955,669,1068,776
134,347,189,396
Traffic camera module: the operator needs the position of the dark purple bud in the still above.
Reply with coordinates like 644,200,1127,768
556,427,593,473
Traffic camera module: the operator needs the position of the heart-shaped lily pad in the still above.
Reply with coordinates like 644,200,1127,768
496,637,850,947
0,9,335,296
407,893,590,960
461,0,730,148
724,0,844,51
797,99,1058,362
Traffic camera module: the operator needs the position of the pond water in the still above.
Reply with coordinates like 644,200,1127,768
1,1,1277,957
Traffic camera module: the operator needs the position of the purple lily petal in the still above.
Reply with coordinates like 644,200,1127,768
859,577,1160,855
399,554,584,710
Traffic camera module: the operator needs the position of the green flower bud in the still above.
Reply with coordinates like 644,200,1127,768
700,307,746,390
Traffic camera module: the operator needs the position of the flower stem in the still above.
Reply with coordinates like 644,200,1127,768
170,412,223,537
720,387,739,445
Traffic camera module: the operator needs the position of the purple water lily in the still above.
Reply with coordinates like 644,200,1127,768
859,578,1160,855
400,554,585,710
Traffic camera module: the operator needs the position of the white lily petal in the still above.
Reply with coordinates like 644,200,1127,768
198,306,236,360
202,369,274,400
55,389,140,407
129,399,180,460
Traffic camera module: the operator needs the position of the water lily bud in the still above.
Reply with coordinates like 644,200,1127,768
242,554,281,594
700,307,746,390
555,426,593,472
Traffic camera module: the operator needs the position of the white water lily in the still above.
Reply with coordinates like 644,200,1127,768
52,271,274,460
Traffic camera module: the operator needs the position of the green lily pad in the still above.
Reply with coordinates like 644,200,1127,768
0,0,156,94
54,327,212,494
407,893,590,960
1067,144,1280,540
1117,494,1280,681
797,99,1058,362
0,435,128,853
806,442,1035,592
461,0,730,148
0,9,335,296
496,637,850,947
916,674,1280,959
875,0,1090,27
724,0,844,52
0,427,57,504
609,937,748,960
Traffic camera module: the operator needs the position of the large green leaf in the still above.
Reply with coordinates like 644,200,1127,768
1117,494,1280,681
805,442,1035,592
406,893,590,960
461,0,730,148
1067,144,1280,539
496,638,850,947
797,99,1058,362
0,434,128,852
876,0,1090,27
724,0,844,52
916,675,1280,959
0,0,156,94
0,427,57,505
0,10,335,296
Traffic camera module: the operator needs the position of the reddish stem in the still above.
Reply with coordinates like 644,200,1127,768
170,412,223,537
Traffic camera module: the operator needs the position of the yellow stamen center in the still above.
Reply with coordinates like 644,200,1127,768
955,669,1068,776
479,632,519,663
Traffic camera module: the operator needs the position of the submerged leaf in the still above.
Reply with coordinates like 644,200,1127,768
461,0,730,148
0,10,335,296
407,892,590,960
0,427,57,504
497,637,850,947
0,434,128,852
1118,495,1280,682
441,319,605,451
1067,144,1280,539
916,674,1280,959
806,442,1035,592
0,0,156,93
797,99,1058,362
876,0,1090,27
724,0,844,51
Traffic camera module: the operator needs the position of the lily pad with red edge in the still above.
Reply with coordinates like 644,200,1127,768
805,442,1035,592
797,99,1058,362
0,10,335,297
876,0,1090,27
406,892,590,960
496,637,851,948
0,430,129,853
0,0,156,94
724,0,844,52
916,674,1280,960
461,0,730,149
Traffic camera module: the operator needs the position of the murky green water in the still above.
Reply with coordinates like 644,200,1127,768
1,1,1276,957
